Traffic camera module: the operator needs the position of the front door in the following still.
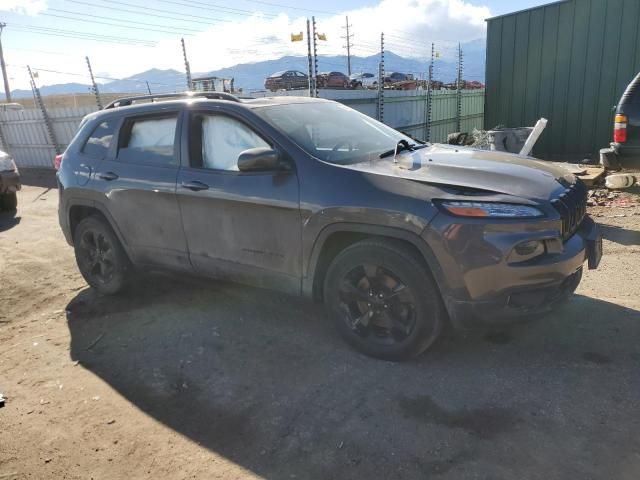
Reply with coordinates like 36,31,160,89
94,109,190,270
176,110,302,294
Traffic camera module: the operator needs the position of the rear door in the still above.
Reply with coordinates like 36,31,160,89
176,108,302,294
94,108,190,270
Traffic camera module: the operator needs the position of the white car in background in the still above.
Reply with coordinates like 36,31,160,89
349,72,378,89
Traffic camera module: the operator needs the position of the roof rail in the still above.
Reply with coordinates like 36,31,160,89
103,91,241,109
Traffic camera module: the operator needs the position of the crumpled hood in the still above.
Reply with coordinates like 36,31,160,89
340,144,575,201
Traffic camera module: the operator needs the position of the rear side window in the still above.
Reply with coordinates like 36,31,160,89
82,120,117,158
117,115,178,166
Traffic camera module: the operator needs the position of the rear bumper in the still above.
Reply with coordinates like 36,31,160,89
429,216,599,329
610,143,640,169
0,170,21,194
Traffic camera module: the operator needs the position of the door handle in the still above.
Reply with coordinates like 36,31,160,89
97,171,119,181
181,180,209,191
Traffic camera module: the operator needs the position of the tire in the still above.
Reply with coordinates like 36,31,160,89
73,215,131,295
324,238,445,361
0,192,17,212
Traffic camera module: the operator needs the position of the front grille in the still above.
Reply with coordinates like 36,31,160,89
551,180,588,240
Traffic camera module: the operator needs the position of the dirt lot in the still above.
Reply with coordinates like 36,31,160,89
1,181,640,480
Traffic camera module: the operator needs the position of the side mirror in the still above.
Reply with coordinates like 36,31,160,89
237,147,282,172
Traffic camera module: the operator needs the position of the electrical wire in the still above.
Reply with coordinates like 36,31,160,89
156,0,278,19
8,23,157,46
235,0,339,16
66,0,232,25
48,8,204,33
40,12,196,36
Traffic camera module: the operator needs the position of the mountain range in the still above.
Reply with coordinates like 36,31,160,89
11,40,485,98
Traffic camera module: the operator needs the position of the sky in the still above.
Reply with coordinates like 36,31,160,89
0,0,549,92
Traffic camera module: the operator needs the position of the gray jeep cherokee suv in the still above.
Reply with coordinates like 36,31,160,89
57,92,602,360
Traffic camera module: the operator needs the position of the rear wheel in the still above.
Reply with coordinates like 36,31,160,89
0,192,17,212
324,239,445,361
73,215,131,295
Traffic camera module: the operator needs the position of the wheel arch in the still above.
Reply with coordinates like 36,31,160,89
303,223,451,303
67,199,133,260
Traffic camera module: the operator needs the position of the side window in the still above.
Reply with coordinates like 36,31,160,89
82,120,117,158
190,114,270,171
117,115,178,166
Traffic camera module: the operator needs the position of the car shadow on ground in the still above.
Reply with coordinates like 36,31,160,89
65,274,640,479
18,167,57,189
599,223,640,246
0,212,20,232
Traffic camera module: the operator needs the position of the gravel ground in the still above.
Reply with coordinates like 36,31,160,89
1,182,639,480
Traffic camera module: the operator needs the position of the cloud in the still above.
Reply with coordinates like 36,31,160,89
162,0,490,75
0,0,47,15
4,0,491,90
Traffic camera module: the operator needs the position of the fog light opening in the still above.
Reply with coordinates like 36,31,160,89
509,240,546,263
515,240,543,256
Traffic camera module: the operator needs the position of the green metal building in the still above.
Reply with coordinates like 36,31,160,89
485,0,640,160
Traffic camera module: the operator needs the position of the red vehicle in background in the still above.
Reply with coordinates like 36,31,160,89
317,71,350,89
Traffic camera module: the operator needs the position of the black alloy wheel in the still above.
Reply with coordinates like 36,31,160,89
338,263,417,345
77,229,116,286
324,238,444,360
73,215,130,295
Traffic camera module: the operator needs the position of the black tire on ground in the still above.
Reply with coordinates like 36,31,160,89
0,192,17,211
73,215,131,295
324,238,445,361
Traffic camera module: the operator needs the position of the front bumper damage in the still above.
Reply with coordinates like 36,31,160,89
425,215,601,329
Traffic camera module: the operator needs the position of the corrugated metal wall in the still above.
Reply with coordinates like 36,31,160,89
485,0,640,160
0,106,94,168
1,91,484,169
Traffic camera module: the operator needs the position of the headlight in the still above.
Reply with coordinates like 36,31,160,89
438,201,544,218
0,155,16,172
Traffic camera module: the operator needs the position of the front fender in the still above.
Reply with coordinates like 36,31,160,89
302,220,451,303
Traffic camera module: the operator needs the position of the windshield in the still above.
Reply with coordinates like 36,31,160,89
254,102,419,165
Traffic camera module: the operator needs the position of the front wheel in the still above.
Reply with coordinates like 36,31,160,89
324,239,445,361
73,215,131,295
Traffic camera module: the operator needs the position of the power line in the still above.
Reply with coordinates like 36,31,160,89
40,12,196,36
157,0,278,18
48,8,204,33
67,0,232,25
8,23,157,46
235,0,339,16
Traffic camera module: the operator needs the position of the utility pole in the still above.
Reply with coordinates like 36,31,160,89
0,23,11,102
456,42,463,132
85,56,103,109
424,42,435,142
377,32,385,122
341,16,354,76
181,38,192,91
145,81,152,95
312,16,319,97
28,65,60,155
306,18,313,97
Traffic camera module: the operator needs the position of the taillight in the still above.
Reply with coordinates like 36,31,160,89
614,114,627,143
54,154,63,170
